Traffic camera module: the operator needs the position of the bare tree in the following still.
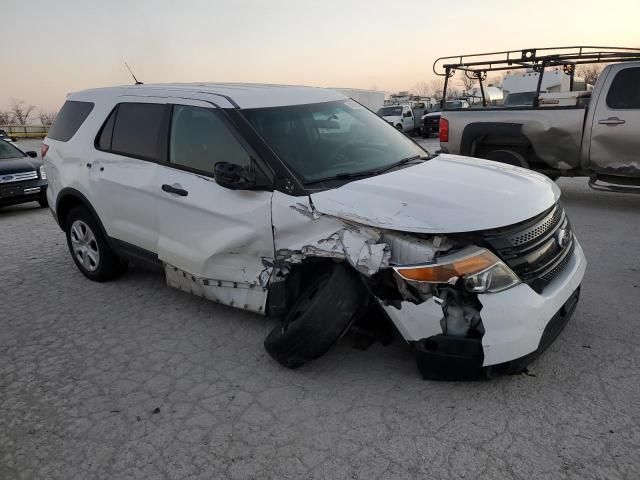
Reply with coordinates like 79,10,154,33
460,72,475,94
10,99,35,126
410,81,430,98
429,78,446,100
39,110,57,127
0,110,13,125
577,64,604,85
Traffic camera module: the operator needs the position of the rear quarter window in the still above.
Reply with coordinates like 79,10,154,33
47,100,94,142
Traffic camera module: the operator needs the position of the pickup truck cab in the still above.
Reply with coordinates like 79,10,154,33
43,83,586,379
437,49,640,193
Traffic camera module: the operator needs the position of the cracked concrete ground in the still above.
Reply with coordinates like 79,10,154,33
1,139,639,479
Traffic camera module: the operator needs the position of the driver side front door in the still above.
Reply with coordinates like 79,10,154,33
154,99,274,313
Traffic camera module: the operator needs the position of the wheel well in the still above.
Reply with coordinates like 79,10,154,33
55,190,110,248
56,194,85,230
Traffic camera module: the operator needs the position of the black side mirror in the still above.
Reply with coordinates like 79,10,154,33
214,162,256,190
25,151,38,158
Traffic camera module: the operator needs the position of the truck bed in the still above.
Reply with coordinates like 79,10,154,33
440,106,587,170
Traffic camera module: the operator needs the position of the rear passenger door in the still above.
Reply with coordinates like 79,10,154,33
588,65,640,176
155,100,274,313
93,99,168,253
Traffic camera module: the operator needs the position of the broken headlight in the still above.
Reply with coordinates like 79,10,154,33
392,247,520,294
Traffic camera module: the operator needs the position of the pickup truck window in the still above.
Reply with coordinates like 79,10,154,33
243,100,425,183
169,105,251,174
606,67,640,109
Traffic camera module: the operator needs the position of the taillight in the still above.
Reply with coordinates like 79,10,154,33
41,143,49,158
439,118,449,143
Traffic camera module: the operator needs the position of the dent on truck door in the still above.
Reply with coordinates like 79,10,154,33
589,65,640,177
155,103,274,313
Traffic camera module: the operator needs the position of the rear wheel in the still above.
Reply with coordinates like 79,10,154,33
264,263,368,368
64,205,127,281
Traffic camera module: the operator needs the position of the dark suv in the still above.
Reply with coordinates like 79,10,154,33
0,141,48,208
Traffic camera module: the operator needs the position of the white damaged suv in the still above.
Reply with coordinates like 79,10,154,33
43,84,586,379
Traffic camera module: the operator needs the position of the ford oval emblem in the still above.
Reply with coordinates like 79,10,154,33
555,228,569,248
2,175,13,181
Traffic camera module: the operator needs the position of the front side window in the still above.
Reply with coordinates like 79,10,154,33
606,67,640,109
169,105,252,175
243,100,426,183
109,103,166,161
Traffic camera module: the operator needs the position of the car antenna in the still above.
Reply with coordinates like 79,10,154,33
124,61,143,85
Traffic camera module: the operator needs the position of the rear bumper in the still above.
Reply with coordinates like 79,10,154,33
381,239,587,379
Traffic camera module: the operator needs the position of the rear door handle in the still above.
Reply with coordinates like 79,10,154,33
598,117,626,126
161,184,188,196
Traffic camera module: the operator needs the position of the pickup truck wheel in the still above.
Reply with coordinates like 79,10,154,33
65,205,128,282
483,149,529,169
395,124,403,132
264,263,368,369
37,195,48,208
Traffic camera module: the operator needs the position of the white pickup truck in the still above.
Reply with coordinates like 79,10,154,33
377,102,427,134
435,47,640,193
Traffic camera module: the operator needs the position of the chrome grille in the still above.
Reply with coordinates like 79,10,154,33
0,171,38,183
483,204,575,293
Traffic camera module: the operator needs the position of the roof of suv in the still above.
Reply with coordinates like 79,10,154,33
68,83,348,109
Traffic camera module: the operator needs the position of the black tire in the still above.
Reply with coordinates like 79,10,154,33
483,149,529,169
37,194,48,208
64,205,128,282
264,263,368,368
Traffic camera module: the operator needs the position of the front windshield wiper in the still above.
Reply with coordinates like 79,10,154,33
373,155,426,175
304,155,429,186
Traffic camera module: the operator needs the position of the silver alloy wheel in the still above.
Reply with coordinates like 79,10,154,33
70,220,100,272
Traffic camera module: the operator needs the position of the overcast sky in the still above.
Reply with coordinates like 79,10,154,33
2,0,639,113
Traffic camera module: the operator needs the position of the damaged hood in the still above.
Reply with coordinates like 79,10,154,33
310,154,560,234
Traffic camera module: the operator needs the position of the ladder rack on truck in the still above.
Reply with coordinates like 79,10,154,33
432,46,640,107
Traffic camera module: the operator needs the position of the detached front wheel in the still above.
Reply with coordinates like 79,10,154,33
264,263,368,368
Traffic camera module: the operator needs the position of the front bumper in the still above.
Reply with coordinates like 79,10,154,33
381,239,587,379
0,179,48,206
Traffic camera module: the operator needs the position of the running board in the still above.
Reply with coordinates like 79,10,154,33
588,176,640,194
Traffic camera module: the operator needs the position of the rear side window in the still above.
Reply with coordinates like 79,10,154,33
96,103,166,161
606,68,640,109
47,100,94,142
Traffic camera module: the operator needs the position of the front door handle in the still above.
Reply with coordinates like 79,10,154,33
598,117,626,126
161,184,188,196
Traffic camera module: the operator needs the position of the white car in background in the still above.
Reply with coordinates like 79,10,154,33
42,83,586,380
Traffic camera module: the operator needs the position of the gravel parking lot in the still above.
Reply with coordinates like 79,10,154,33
1,139,639,479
